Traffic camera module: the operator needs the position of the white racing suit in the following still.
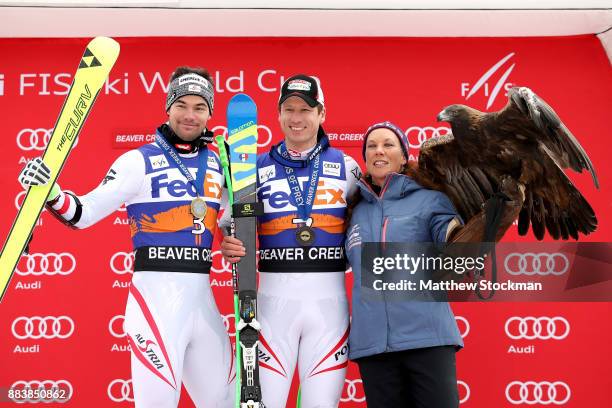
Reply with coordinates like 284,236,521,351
48,142,234,407
223,145,361,408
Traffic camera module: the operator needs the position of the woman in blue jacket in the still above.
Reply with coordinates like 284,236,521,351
346,121,523,407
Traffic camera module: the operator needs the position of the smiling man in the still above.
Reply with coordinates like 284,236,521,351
221,74,362,407
18,66,234,407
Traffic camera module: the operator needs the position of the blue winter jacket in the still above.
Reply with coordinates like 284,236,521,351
346,173,464,360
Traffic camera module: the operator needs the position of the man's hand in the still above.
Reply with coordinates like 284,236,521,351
220,235,246,264
19,157,51,188
18,157,62,202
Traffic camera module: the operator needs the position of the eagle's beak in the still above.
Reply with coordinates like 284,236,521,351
436,109,449,122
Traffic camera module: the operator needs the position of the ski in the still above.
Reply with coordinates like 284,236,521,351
0,37,120,302
227,93,264,408
215,134,242,407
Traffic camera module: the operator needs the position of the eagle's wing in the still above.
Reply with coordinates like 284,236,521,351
416,133,500,223
481,87,598,239
516,156,598,240
502,87,599,188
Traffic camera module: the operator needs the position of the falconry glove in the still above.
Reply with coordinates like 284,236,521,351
448,176,525,244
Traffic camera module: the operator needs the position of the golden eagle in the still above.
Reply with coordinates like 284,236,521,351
416,87,598,240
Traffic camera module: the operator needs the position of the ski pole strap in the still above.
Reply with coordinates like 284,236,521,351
475,192,507,300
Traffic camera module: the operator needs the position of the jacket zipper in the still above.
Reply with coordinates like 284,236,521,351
380,175,393,244
380,197,390,352
382,217,389,244
379,174,393,199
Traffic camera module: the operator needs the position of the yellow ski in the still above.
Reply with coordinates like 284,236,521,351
0,36,120,301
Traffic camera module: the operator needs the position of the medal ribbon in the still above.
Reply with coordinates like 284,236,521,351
269,134,329,168
275,140,327,223
155,131,208,198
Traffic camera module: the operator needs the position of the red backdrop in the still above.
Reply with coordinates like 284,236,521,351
0,36,611,407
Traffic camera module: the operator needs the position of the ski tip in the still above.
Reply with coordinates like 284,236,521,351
89,36,121,61
227,93,257,121
229,93,255,104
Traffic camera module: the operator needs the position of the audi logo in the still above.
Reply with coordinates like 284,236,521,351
506,381,571,405
11,316,75,340
9,380,73,403
222,313,236,337
16,128,79,151
504,252,569,276
211,124,273,148
108,315,126,338
16,252,76,276
211,250,232,274
107,379,134,403
110,252,134,275
505,316,570,340
457,380,470,404
340,379,365,403
455,316,470,339
405,126,451,149
16,128,52,151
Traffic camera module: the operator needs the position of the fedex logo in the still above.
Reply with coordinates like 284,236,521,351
260,179,345,210
151,173,221,199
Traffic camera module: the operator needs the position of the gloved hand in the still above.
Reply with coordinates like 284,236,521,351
18,157,61,202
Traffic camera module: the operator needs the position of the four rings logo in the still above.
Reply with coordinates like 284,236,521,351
211,250,232,274
504,252,569,276
455,316,470,339
10,380,73,403
505,316,570,340
17,128,79,151
108,315,126,338
506,381,571,405
16,252,76,276
457,380,470,404
222,313,236,337
110,252,134,275
12,316,75,340
405,126,451,150
211,124,273,148
17,128,52,151
340,379,365,403
107,379,134,403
